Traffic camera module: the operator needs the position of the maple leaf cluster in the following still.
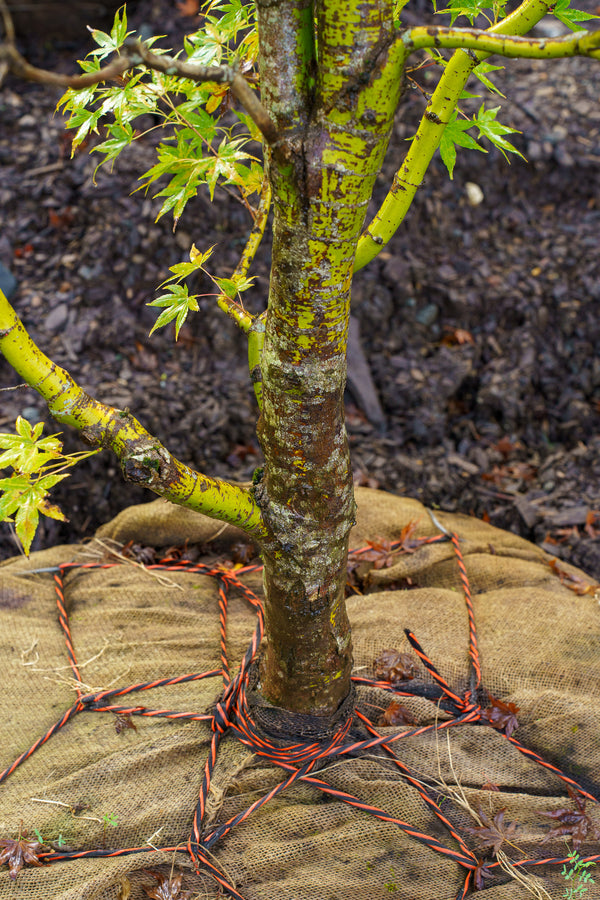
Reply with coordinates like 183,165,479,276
0,825,43,880
538,787,600,850
346,523,429,594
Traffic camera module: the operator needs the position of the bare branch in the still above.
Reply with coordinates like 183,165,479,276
0,42,131,87
0,36,280,145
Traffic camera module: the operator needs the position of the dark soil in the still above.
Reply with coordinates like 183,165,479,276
1,1,599,577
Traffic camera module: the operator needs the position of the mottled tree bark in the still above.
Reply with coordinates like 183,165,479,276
254,0,405,715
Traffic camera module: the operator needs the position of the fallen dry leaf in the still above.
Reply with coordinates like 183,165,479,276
0,825,43,880
441,327,475,346
374,649,416,683
464,806,519,855
378,701,417,726
538,787,600,850
481,694,519,738
114,713,138,735
142,868,195,899
176,0,199,15
548,558,600,596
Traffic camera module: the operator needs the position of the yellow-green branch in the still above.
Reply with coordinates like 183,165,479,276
354,0,557,271
0,290,267,539
404,24,600,58
216,177,272,334
233,177,272,283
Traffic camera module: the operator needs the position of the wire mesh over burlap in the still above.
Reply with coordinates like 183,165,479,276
1,487,599,899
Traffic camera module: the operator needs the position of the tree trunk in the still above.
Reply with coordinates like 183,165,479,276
254,0,405,716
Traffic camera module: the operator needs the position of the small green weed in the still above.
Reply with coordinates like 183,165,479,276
384,865,399,892
562,850,596,898
33,828,66,848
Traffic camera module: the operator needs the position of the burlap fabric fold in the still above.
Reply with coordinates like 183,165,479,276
1,487,598,898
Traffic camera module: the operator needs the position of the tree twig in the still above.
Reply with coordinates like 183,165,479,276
0,35,279,145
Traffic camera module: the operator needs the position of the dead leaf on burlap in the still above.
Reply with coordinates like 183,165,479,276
464,806,519,855
114,713,138,735
378,701,417,727
472,858,495,890
548,558,600,596
117,876,132,900
0,825,43,879
537,787,600,850
481,780,501,792
481,694,520,738
142,868,195,899
374,649,417,683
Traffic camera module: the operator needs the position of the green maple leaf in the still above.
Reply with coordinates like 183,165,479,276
0,472,69,555
0,417,63,474
148,283,200,338
439,111,486,178
437,0,489,24
472,62,505,96
88,6,132,60
474,104,525,161
551,0,599,30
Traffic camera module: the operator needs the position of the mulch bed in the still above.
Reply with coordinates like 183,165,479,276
1,0,599,576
